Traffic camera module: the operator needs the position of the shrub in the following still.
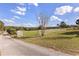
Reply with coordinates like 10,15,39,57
7,28,16,35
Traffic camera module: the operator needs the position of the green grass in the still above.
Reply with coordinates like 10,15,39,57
16,28,79,55
22,30,39,38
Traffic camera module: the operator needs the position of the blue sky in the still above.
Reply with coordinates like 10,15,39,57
0,3,79,27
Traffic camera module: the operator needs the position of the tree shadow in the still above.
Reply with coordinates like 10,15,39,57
13,36,40,39
44,36,72,40
62,31,79,35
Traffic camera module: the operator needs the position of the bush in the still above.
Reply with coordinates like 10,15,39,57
7,28,16,35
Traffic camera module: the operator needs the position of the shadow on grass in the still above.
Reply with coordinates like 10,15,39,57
62,31,79,36
44,36,72,40
13,36,40,39
14,35,73,40
13,34,73,40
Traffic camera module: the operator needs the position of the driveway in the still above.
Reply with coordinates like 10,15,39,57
0,35,70,56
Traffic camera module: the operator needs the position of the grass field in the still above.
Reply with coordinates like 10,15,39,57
16,28,79,55
23,30,39,38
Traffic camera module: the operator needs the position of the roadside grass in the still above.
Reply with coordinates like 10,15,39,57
16,28,79,55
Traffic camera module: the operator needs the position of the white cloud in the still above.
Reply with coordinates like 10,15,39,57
17,11,25,16
11,23,33,27
55,6,73,15
17,6,26,12
13,16,20,19
18,3,25,6
50,15,62,21
33,3,39,7
3,19,15,23
11,9,26,16
1,19,20,26
11,5,26,16
28,3,39,7
23,23,33,27
74,7,79,12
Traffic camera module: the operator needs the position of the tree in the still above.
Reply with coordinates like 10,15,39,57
0,21,4,31
76,19,79,29
7,28,16,35
76,19,79,25
59,21,68,28
37,13,49,37
57,24,59,27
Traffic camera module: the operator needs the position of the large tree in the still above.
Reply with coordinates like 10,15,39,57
76,19,79,25
37,13,49,37
59,21,68,28
76,19,79,29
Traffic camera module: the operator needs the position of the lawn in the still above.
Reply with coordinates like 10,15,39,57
22,30,39,38
16,28,79,55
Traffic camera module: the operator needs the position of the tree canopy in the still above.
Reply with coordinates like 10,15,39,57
76,19,79,25
59,21,68,28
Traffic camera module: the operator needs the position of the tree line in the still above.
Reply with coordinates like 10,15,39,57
0,14,79,37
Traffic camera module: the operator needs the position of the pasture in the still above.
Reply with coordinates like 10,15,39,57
16,28,79,55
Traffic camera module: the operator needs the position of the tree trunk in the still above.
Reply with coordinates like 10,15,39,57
41,26,45,37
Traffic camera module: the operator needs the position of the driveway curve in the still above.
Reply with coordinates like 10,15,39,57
0,35,70,56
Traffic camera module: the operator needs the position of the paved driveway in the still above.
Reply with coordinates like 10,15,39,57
0,35,70,56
